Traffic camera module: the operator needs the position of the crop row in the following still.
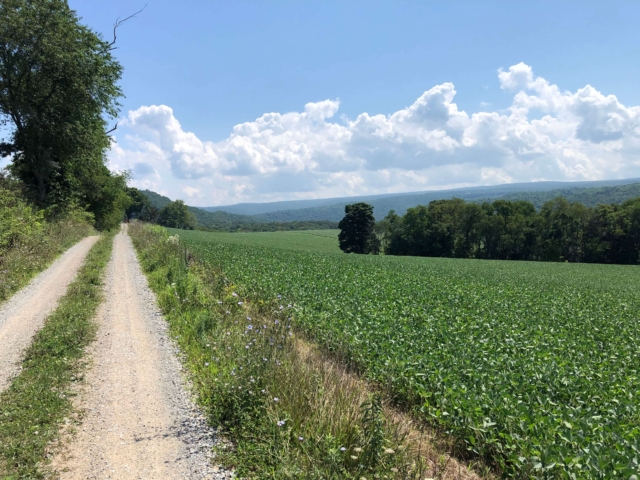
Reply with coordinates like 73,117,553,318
177,229,640,479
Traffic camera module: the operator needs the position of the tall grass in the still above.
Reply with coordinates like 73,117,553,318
130,223,482,479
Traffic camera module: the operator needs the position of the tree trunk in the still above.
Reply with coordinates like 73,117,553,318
35,170,46,203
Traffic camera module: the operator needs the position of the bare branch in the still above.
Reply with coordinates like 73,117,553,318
109,4,147,49
106,123,118,135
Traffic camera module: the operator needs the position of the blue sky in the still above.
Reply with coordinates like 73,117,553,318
67,0,640,206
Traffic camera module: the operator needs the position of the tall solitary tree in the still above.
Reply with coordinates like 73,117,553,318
338,202,379,254
0,0,131,228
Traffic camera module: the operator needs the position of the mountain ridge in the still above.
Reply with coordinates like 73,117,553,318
143,177,640,225
202,178,640,218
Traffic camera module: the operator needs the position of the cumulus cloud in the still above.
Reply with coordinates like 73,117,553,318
110,63,640,205
181,185,201,198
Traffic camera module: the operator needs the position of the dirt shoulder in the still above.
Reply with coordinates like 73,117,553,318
0,235,100,393
51,227,229,479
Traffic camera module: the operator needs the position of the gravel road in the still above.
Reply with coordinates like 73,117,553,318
51,227,232,479
0,235,100,393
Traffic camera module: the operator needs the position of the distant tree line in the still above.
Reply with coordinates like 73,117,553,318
339,197,640,264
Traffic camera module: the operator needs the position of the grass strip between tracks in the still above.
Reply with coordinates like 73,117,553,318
130,223,484,479
0,233,114,479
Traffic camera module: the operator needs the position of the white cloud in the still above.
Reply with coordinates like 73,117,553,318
181,186,201,198
109,64,640,205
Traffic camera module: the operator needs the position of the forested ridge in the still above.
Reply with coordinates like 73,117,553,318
140,189,339,231
372,196,640,264
251,180,640,223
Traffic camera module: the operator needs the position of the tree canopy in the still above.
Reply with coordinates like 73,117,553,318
158,200,197,230
0,0,129,229
338,202,379,254
379,196,640,264
125,187,159,223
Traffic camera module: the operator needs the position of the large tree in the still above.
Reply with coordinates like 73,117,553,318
158,200,197,230
338,202,379,254
0,0,126,226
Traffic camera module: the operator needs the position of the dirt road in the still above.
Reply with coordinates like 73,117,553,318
52,227,229,479
0,236,100,393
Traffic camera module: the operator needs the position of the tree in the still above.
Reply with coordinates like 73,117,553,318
158,200,196,230
125,187,159,222
0,0,130,228
454,202,484,258
373,218,391,253
369,195,640,265
382,210,408,256
538,197,590,262
338,203,379,254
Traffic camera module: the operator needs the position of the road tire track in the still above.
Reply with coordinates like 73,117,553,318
51,227,230,479
0,235,100,393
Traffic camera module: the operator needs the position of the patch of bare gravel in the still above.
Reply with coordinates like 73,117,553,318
51,227,232,479
0,235,100,394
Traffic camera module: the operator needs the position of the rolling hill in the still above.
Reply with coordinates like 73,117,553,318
202,178,639,217
140,190,338,231
250,179,640,221
144,178,640,226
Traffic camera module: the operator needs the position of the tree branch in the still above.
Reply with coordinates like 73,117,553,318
106,123,118,135
109,4,147,49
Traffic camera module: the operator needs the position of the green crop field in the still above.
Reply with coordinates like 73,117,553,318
179,229,340,254
174,228,640,479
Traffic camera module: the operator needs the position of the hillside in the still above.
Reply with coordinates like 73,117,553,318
495,182,640,209
142,189,263,228
202,178,640,219
251,179,640,221
140,190,173,210
140,190,337,231
143,179,640,226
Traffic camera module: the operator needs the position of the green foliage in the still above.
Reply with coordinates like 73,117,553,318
0,178,94,304
140,189,173,210
338,203,379,254
0,0,129,229
158,200,197,229
130,225,419,479
176,227,640,479
360,395,386,473
383,196,640,264
0,183,44,251
0,234,113,478
125,187,158,222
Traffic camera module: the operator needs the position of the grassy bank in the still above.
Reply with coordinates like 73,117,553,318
0,233,114,479
130,223,481,479
0,182,95,305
